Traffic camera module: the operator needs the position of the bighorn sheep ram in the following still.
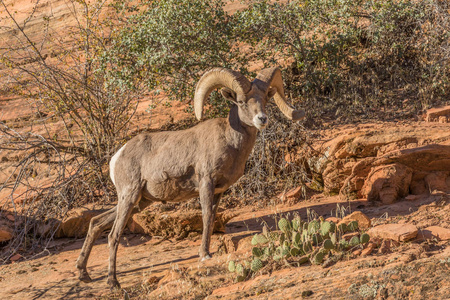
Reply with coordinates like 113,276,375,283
76,67,305,288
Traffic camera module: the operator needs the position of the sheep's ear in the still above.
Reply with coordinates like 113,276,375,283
221,88,237,103
268,87,277,98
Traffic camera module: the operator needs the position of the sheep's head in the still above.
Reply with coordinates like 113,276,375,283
194,67,305,130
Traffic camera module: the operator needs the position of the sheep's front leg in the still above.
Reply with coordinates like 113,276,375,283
199,177,222,260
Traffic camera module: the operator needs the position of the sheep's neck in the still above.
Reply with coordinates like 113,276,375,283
227,105,258,155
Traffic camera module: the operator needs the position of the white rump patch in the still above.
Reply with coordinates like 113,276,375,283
110,143,127,185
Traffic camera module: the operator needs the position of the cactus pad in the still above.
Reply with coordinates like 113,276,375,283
290,247,301,257
338,223,348,233
228,260,236,272
251,258,263,272
313,251,325,264
339,239,349,250
292,217,302,231
347,220,359,231
252,247,263,257
303,241,313,253
308,220,320,234
298,255,309,265
349,235,360,247
278,218,290,232
360,233,370,244
292,232,301,244
323,239,334,250
252,234,269,246
330,232,337,245
279,232,286,245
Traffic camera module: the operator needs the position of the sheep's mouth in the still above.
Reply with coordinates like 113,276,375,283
254,123,267,130
253,114,269,130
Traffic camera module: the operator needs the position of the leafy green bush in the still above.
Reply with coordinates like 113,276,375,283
236,0,450,122
107,0,249,106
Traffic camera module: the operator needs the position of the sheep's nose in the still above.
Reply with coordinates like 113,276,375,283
258,115,268,124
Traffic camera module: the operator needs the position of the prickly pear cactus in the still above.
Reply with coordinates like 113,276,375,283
262,224,269,237
278,218,290,232
228,260,236,272
301,229,309,242
251,258,263,272
339,239,349,250
347,220,359,231
290,247,301,257
292,232,301,244
330,232,337,245
308,220,320,234
292,216,302,231
338,222,347,233
236,263,246,276
303,241,313,253
360,233,370,244
252,234,269,246
349,235,360,247
228,213,376,282
323,239,334,250
312,233,323,246
252,247,263,257
279,232,286,245
313,251,325,264
320,221,331,237
298,255,309,265
303,222,308,231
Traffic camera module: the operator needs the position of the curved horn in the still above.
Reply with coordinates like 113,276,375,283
256,67,305,121
194,68,251,120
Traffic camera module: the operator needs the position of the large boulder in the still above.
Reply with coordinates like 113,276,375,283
368,223,418,242
311,123,450,203
426,105,450,123
127,209,236,238
57,208,104,238
360,163,412,204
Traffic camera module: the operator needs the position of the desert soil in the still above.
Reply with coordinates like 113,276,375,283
0,193,449,299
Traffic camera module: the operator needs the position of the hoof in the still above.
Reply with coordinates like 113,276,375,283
200,254,212,261
78,269,92,283
107,278,121,290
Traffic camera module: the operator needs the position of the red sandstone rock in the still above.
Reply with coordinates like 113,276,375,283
0,226,13,242
352,249,362,256
10,254,22,262
424,171,450,193
325,217,341,223
340,211,371,229
361,243,376,256
426,105,450,122
285,186,303,200
361,163,412,204
378,239,391,254
368,224,418,242
418,226,450,241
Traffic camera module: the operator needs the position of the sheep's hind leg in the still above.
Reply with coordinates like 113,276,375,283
107,186,142,289
76,206,117,283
